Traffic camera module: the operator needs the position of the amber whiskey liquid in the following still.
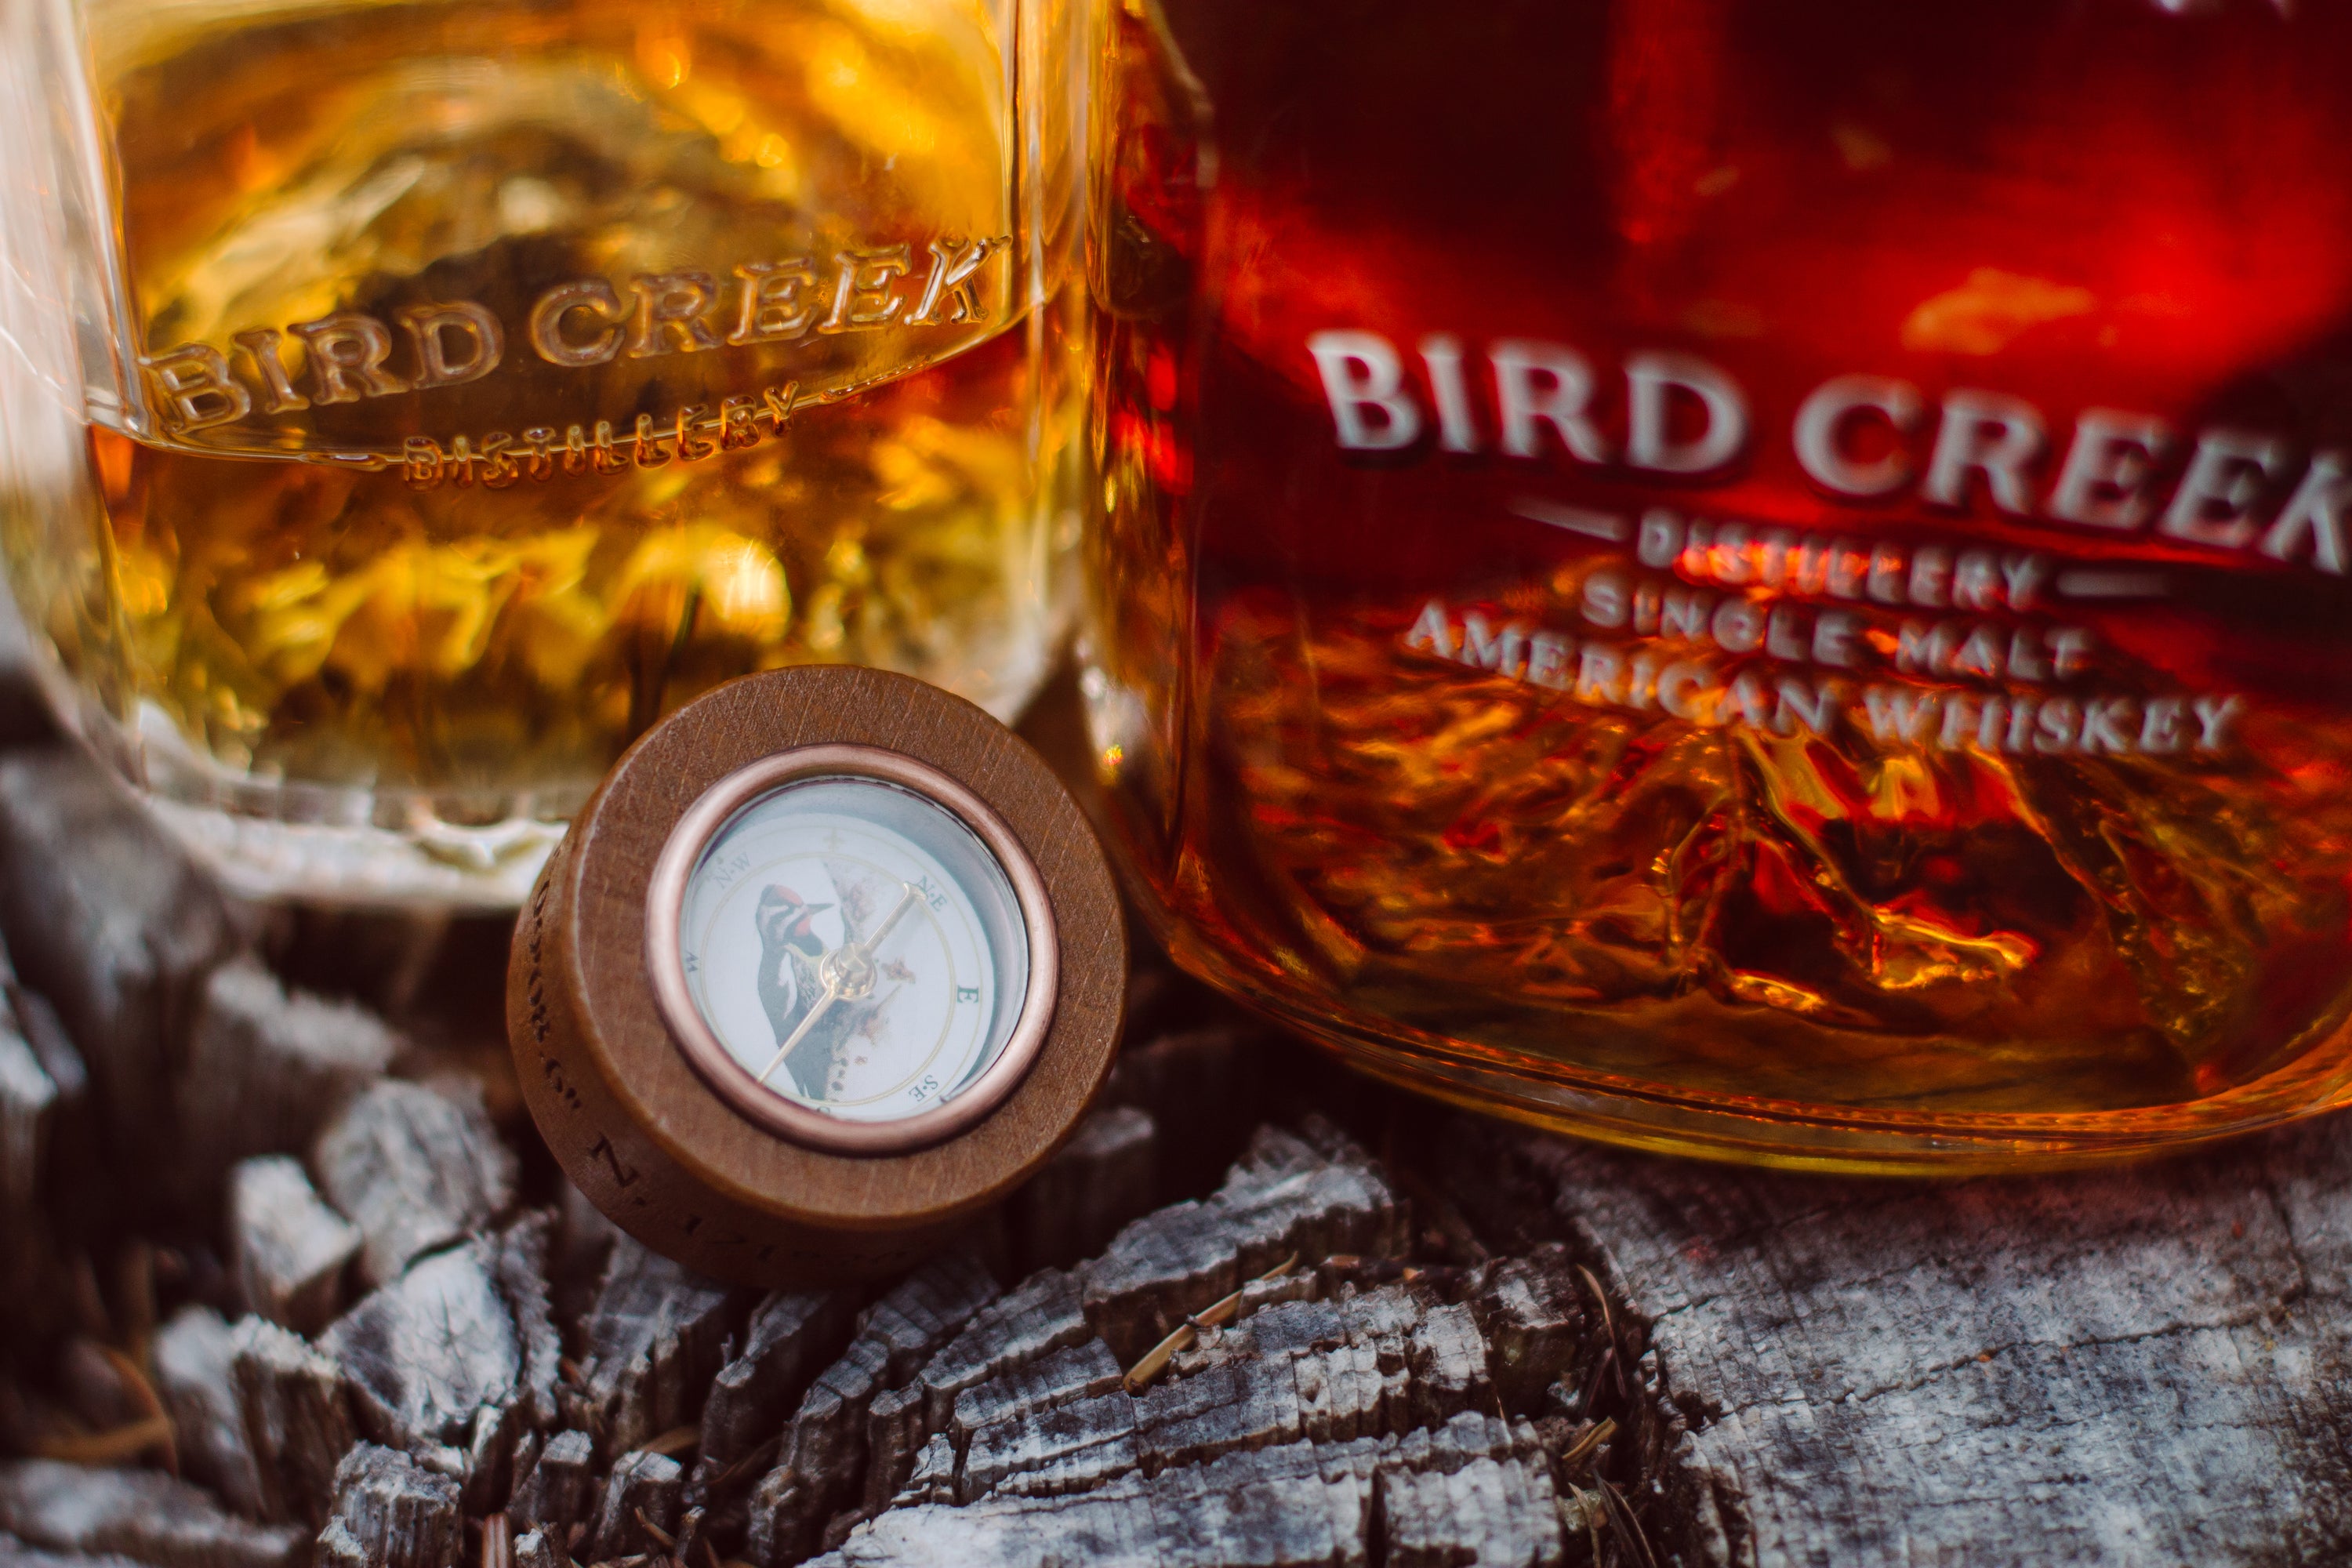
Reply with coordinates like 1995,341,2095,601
1086,0,2352,1167
0,0,1084,902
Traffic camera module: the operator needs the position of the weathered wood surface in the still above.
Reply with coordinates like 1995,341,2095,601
313,1444,459,1568
1436,1112,2352,1566
0,1459,305,1568
227,1158,359,1337
229,1316,357,1528
151,1308,264,1521
6,734,2352,1566
692,1287,862,1501
318,1218,557,1510
742,1251,1004,1564
0,751,237,1173
0,1000,54,1221
584,1450,681,1560
815,1411,1570,1568
311,1081,515,1289
562,1236,752,1461
180,960,397,1194
1081,1121,1405,1363
1007,1104,1157,1276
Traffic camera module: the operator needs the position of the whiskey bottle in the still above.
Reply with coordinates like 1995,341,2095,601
1084,0,2352,1167
0,0,1088,904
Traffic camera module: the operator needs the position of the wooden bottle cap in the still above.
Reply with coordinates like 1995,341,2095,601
509,666,1126,1284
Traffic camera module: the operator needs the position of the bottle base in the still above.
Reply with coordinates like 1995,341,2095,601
1152,919,2352,1174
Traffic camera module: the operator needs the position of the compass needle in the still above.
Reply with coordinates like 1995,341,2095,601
870,884,921,948
757,974,842,1087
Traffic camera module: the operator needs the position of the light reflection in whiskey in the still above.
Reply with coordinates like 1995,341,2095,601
7,0,1087,898
1081,0,2352,1159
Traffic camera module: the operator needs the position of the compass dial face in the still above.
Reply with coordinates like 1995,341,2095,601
674,775,1032,1124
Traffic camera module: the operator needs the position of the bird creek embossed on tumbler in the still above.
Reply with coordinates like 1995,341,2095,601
1081,0,2352,1168
0,0,1089,905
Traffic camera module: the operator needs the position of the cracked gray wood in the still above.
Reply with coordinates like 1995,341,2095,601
1081,1121,1405,1364
0,1002,53,1219
857,1267,1097,1512
913,1268,1095,1433
692,1288,863,1501
1376,1456,1566,1568
744,1252,1001,1566
229,1315,358,1528
153,1306,267,1520
562,1234,753,1461
319,1218,557,1502
0,749,236,1171
811,1411,1559,1568
1436,1110,2352,1567
179,957,397,1190
311,1080,516,1287
228,1156,361,1335
0,1460,306,1568
889,1435,956,1509
1175,1285,1494,1425
506,1428,593,1534
586,1450,683,1562
962,1287,1492,1503
0,1532,148,1568
1466,1244,1595,1414
314,1443,460,1568
935,1340,1123,1461
5,982,89,1257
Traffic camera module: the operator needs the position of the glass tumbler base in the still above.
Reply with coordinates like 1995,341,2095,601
79,701,578,909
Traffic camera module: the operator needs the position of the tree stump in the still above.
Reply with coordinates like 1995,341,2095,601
0,724,2348,1566
1434,1112,2352,1566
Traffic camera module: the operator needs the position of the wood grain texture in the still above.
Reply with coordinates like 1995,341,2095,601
312,1444,459,1568
0,1459,307,1568
743,1251,1003,1564
506,1430,594,1535
1435,1109,2352,1566
310,1080,515,1290
693,1287,866,1498
584,1449,682,1560
178,958,397,1196
227,1157,360,1337
561,1234,753,1461
27,666,2352,1564
228,1316,358,1528
317,1218,557,1509
151,1308,267,1521
0,750,237,1183
1081,1123,1406,1363
511,666,1127,1284
1007,1104,1158,1275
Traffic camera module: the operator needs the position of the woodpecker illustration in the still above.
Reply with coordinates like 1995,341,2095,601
753,874,907,1100
754,884,838,1096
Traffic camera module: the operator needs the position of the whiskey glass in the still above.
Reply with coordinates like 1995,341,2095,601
0,0,1088,905
1083,0,2352,1169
